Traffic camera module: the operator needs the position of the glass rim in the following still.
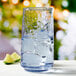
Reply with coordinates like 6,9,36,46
23,7,54,12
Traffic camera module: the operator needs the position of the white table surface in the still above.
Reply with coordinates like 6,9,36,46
0,60,76,76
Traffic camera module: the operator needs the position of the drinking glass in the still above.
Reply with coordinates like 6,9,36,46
21,7,54,72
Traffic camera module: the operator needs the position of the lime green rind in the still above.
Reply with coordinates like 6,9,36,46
4,61,14,65
14,59,21,62
4,59,20,65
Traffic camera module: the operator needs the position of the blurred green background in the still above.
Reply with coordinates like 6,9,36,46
0,0,76,60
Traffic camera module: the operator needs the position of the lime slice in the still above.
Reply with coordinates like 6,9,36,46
11,52,21,62
4,54,14,65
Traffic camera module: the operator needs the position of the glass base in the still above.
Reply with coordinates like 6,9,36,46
21,63,53,72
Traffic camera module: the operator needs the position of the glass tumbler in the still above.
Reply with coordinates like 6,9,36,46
21,7,54,72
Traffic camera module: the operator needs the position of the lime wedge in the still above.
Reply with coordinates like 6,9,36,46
11,52,21,62
4,54,14,65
